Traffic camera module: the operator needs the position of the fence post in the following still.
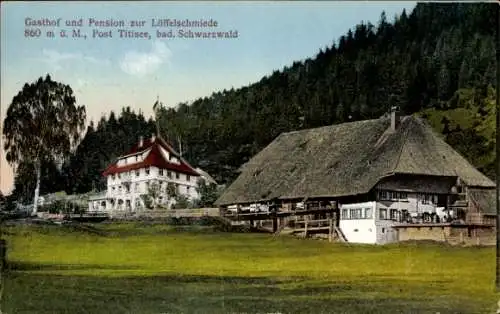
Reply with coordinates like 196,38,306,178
329,218,333,242
304,217,308,238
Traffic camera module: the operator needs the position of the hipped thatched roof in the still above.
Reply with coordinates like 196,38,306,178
215,115,495,206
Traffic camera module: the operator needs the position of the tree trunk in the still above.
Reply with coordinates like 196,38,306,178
32,161,41,216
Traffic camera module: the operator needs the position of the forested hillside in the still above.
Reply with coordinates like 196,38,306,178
9,3,497,202
156,3,497,184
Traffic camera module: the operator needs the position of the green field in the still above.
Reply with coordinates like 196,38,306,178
0,222,498,314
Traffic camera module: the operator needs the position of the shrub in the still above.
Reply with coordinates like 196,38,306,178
172,195,192,209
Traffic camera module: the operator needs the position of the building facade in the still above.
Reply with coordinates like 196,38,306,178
216,109,496,245
89,135,211,212
339,190,450,244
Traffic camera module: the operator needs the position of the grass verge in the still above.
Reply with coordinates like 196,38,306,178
1,222,498,313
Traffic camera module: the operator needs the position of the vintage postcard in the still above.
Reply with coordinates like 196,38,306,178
0,1,498,313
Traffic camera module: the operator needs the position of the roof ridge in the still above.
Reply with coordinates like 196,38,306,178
155,135,199,174
121,146,152,159
282,116,384,137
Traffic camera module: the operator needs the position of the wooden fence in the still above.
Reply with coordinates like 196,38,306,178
110,208,220,219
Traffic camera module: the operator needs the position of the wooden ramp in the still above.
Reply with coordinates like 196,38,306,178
334,226,348,243
222,204,347,243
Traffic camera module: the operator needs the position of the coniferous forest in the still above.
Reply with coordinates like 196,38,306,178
8,3,497,203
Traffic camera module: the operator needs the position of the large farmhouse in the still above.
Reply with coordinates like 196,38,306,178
215,108,496,244
89,134,213,212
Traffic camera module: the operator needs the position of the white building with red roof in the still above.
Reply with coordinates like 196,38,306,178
89,134,212,212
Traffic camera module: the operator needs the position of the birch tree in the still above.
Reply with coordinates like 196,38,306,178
2,75,86,215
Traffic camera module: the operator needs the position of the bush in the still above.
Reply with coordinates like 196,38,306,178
196,179,221,207
172,195,192,209
38,200,86,214
165,217,193,225
39,200,66,214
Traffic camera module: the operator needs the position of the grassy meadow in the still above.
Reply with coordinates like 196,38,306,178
0,222,498,314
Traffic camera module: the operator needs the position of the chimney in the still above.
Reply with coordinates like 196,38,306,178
139,136,143,147
390,106,400,131
151,134,156,143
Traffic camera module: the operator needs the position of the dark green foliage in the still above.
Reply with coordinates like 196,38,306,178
9,4,495,201
3,75,86,212
10,159,66,204
421,86,496,180
154,3,497,185
37,200,86,214
166,182,178,199
196,179,220,207
0,191,5,211
3,194,18,212
9,107,156,199
172,195,192,209
38,200,67,214
62,107,156,194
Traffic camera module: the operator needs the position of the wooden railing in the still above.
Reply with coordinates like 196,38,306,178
130,208,220,218
292,218,335,240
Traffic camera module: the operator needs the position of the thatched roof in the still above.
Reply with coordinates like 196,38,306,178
215,115,495,206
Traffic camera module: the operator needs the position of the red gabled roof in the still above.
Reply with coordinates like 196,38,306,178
102,137,200,177
126,137,161,155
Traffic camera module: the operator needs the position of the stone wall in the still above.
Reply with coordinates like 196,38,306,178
395,224,495,246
